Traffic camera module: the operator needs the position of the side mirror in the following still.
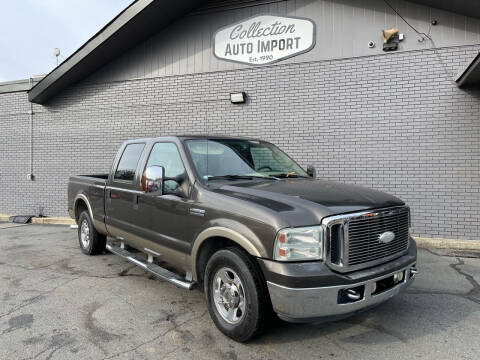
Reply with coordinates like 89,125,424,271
307,165,317,179
141,166,164,195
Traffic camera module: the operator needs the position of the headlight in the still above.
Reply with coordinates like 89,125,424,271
273,226,324,261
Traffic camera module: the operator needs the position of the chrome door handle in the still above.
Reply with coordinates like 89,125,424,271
189,208,205,216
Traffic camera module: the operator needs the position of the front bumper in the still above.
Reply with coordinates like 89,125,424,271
259,240,417,322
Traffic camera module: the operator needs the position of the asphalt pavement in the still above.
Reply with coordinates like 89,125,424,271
0,224,479,360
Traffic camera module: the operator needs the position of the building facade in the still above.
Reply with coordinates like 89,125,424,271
1,0,479,241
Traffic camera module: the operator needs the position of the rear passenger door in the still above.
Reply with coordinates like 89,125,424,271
105,142,146,240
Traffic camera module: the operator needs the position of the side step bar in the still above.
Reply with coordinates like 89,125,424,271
106,243,196,290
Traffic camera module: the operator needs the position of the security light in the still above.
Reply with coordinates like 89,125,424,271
230,92,246,104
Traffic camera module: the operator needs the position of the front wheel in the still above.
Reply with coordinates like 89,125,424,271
204,247,270,342
78,211,106,255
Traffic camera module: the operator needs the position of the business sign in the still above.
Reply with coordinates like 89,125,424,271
214,15,316,66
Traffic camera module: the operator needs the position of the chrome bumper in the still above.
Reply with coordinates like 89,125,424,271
267,262,417,322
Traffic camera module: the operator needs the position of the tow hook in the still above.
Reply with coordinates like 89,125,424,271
345,289,362,300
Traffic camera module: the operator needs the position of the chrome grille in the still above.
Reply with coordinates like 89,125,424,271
324,207,410,273
347,208,409,266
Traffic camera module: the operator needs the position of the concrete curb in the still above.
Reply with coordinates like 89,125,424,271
414,237,480,250
31,217,75,225
1,214,75,225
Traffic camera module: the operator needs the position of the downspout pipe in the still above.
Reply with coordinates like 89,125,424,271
28,78,35,181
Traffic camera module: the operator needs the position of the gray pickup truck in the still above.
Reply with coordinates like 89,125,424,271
68,136,417,342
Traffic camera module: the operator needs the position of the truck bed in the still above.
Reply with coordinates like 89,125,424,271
76,174,109,180
68,174,108,225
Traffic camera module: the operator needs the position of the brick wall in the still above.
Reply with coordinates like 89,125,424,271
1,45,479,240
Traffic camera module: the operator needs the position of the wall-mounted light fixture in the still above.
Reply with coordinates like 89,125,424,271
230,92,246,104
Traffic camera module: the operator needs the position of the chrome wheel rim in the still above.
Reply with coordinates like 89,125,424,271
80,220,90,249
212,267,246,324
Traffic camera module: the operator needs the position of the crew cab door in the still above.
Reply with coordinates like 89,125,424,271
135,141,194,256
105,142,146,240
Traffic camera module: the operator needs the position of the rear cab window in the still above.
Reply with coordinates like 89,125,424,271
114,143,146,182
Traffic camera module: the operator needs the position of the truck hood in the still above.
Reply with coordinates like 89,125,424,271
211,178,404,227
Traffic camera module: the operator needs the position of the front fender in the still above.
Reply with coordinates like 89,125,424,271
190,218,271,280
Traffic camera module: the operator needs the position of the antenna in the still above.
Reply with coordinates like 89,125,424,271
54,48,61,66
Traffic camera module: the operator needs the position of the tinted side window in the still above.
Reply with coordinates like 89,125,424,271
146,143,185,191
114,143,145,181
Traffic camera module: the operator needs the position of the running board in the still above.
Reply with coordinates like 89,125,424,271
106,243,196,290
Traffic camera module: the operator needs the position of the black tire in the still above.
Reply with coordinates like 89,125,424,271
77,211,106,255
204,247,270,342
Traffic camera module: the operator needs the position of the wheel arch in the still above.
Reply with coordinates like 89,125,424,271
73,194,94,223
191,226,267,282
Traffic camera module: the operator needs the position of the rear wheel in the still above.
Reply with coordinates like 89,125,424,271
78,211,106,255
204,247,270,342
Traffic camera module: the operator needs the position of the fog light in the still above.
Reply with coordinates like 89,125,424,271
371,282,377,294
393,271,404,283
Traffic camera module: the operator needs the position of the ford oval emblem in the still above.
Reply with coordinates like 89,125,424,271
378,231,395,244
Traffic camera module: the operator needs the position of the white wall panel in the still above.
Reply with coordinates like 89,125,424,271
89,0,480,83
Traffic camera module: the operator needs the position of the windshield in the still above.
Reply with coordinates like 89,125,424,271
185,139,308,181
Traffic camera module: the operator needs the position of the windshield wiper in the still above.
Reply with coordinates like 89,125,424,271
250,175,279,180
273,173,310,178
207,175,278,181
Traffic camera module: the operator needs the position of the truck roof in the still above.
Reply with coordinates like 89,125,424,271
123,135,266,143
178,135,261,140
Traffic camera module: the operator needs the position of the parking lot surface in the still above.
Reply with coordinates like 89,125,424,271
0,224,479,360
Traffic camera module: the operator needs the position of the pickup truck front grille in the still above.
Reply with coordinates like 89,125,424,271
347,208,409,266
324,207,410,273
